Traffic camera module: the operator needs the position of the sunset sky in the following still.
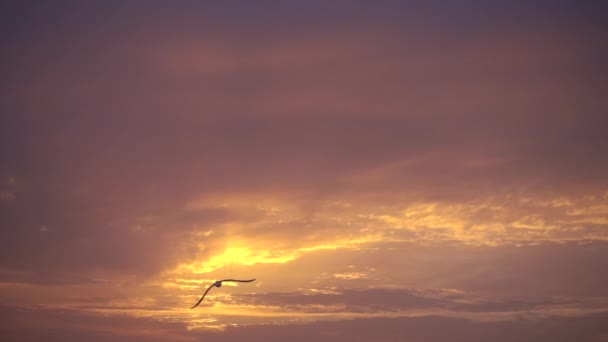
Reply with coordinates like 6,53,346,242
1,1,607,341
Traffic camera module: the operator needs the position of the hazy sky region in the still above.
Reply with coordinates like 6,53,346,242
1,1,607,341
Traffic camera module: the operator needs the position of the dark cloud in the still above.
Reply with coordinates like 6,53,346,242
211,312,608,342
232,288,441,312
373,241,608,297
0,305,197,342
230,287,577,314
2,304,606,342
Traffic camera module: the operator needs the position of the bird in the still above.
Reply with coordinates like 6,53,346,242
191,278,256,309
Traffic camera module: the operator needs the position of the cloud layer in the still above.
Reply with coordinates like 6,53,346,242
1,1,607,340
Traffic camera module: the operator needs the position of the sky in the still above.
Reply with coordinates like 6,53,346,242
1,1,607,341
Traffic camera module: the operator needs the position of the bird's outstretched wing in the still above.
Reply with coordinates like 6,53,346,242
191,283,216,309
191,279,256,309
219,278,256,283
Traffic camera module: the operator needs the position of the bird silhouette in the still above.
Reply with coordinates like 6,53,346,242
191,278,256,309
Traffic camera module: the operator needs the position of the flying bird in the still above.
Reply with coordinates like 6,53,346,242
191,278,256,309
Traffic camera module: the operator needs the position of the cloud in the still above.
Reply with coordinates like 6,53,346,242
0,2,607,340
0,305,197,342
0,191,15,201
207,312,608,342
4,303,606,342
231,288,441,313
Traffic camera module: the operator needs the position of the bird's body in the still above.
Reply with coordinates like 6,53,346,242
191,278,256,309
